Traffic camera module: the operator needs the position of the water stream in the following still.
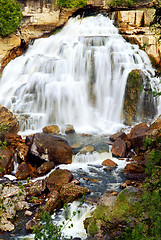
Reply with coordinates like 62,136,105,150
0,13,160,239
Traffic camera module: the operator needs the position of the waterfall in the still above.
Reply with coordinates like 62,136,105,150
0,14,159,134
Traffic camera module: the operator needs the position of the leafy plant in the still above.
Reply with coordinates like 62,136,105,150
0,0,23,37
110,0,135,7
57,0,87,9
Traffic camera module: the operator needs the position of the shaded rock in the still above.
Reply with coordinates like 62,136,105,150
124,163,145,174
46,168,73,192
0,148,14,177
112,138,126,158
60,182,90,203
102,159,117,168
110,132,127,142
43,191,61,213
128,122,149,149
80,145,95,154
65,124,75,134
29,179,46,196
15,162,35,180
29,133,72,165
37,161,55,175
26,219,37,232
43,125,60,134
0,105,19,134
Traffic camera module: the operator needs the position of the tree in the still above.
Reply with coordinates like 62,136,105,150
0,0,23,37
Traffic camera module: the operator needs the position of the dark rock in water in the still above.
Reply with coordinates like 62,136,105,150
110,132,127,142
112,138,126,158
15,162,35,180
29,133,72,165
60,182,90,203
29,179,47,196
0,148,14,177
123,69,157,125
46,168,73,191
0,105,19,134
43,190,61,214
37,161,55,175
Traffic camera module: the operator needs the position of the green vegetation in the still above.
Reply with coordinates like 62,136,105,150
109,0,135,7
0,0,23,37
57,0,87,9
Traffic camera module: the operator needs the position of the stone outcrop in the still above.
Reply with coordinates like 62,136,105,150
29,133,73,165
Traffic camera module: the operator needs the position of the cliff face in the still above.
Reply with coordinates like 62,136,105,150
0,0,160,72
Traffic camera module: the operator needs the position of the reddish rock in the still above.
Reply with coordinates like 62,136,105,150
110,132,127,142
124,163,145,174
29,133,72,165
0,148,14,177
29,179,46,197
0,105,19,134
46,169,73,191
43,125,60,134
15,162,35,180
60,182,90,203
112,138,126,158
43,191,61,213
37,161,55,175
128,123,149,149
102,159,117,167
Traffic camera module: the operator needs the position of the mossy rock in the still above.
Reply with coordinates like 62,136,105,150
123,69,156,125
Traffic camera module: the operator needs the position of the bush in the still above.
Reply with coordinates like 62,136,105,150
110,0,135,7
0,0,23,37
57,0,87,9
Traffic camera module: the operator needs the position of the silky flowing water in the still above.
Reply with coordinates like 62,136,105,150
0,14,160,239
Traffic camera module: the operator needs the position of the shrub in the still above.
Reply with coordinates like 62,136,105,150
57,0,87,9
110,0,135,7
0,0,23,37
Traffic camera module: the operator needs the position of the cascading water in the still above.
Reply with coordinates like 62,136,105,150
0,14,159,135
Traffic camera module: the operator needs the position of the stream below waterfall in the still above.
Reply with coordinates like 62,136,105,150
0,13,160,240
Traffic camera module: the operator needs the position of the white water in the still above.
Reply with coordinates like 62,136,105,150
0,14,159,135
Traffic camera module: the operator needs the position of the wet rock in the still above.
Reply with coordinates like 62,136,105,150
60,182,90,203
124,163,145,174
43,191,61,213
0,148,14,177
102,159,117,168
112,138,126,158
29,179,47,197
29,133,72,165
15,162,35,180
0,105,19,134
110,132,127,142
128,122,149,149
90,178,101,183
37,161,55,175
46,168,73,192
43,125,60,134
26,219,38,232
65,124,75,134
80,145,95,154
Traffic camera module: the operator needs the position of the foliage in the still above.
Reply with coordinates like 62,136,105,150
109,0,135,7
0,0,23,37
153,0,161,25
57,0,87,9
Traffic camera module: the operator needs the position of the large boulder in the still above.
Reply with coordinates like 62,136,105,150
37,161,55,175
15,162,35,180
0,148,14,177
123,69,156,125
29,133,72,165
43,191,62,213
0,105,19,134
112,138,126,158
102,159,117,168
43,125,60,134
46,169,73,192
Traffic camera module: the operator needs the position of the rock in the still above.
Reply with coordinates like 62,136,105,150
0,148,14,177
46,168,73,192
37,161,55,175
112,138,126,158
102,159,117,167
71,178,80,185
98,192,117,208
80,145,95,154
29,179,46,196
65,124,75,134
15,162,35,179
124,163,145,174
29,133,72,165
110,132,127,142
90,178,101,183
0,217,15,232
128,122,149,149
60,182,90,203
0,105,19,134
43,125,60,134
43,191,61,213
25,210,33,216
26,219,37,232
